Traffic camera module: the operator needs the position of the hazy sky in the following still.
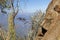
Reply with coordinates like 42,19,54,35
19,0,51,13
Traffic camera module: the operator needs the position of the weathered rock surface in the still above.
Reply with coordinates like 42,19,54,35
36,0,60,40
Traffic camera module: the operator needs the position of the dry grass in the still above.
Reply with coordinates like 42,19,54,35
28,11,45,40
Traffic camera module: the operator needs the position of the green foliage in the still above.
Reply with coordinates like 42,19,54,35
0,0,12,8
0,36,4,40
0,0,8,8
0,0,11,14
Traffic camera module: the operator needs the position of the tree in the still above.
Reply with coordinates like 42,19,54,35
6,0,19,40
0,0,19,40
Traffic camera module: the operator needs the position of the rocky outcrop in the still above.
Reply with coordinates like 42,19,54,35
36,0,60,40
41,0,60,40
41,0,60,30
